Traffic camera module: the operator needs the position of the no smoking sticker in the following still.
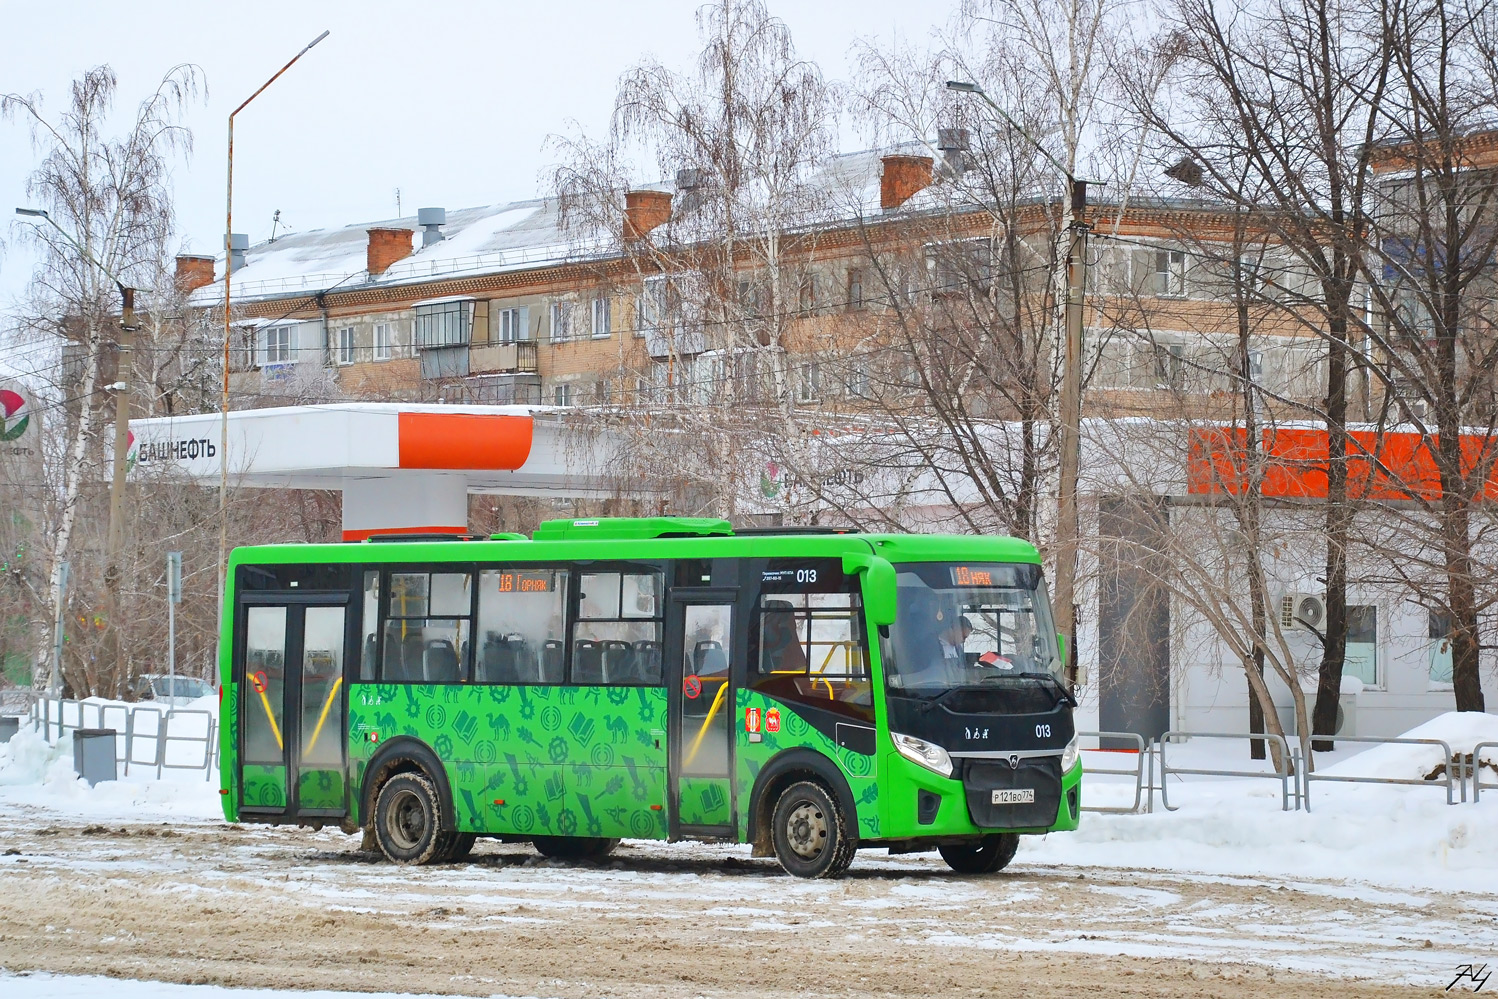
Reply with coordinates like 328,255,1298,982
683,674,703,699
251,671,268,694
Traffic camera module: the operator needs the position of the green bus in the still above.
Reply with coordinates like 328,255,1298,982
220,517,1080,878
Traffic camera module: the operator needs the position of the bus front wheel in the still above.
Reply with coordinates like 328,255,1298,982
374,773,446,865
771,780,856,879
938,834,1019,874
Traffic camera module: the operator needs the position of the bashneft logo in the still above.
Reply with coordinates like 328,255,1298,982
0,390,29,442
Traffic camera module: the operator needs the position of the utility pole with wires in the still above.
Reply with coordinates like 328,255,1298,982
945,80,1093,690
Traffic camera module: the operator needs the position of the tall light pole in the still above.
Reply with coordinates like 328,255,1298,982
219,29,330,613
946,80,1092,689
16,207,137,694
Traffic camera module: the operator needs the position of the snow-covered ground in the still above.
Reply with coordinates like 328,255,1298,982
0,709,1495,995
0,973,540,999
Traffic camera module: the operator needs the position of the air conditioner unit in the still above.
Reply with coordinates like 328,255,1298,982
1335,692,1357,737
1279,592,1327,632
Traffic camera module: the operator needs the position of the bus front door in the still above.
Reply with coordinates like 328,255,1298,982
238,598,351,820
666,592,737,836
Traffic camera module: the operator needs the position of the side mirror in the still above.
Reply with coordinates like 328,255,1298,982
843,553,897,627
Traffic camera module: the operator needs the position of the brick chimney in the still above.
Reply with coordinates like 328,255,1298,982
367,228,414,275
623,190,673,240
880,154,935,210
174,254,216,293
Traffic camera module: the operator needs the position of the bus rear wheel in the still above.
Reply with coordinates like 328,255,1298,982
531,836,619,861
771,780,856,879
938,834,1019,874
373,773,445,865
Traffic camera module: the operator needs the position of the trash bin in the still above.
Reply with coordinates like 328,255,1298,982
0,716,19,744
73,728,118,786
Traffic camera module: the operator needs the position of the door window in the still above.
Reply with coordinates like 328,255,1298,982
680,604,732,777
300,606,346,769
244,606,288,763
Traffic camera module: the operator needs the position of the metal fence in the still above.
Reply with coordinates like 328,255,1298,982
1301,735,1464,809
1157,731,1301,811
1076,729,1494,813
1076,731,1153,814
25,695,218,779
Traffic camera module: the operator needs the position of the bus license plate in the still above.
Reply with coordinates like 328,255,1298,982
992,789,1035,804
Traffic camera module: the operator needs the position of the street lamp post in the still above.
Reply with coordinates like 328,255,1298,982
218,29,330,614
945,80,1092,690
16,207,138,694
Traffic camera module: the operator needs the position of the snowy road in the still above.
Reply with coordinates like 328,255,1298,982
0,804,1489,998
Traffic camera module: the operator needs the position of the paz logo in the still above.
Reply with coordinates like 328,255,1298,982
0,390,29,442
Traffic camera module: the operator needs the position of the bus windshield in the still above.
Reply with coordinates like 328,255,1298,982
885,562,1062,697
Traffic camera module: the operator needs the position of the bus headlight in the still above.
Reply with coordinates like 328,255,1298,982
892,732,953,778
1061,735,1079,772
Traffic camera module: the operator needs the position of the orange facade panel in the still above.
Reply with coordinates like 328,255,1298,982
1187,426,1498,501
397,413,534,470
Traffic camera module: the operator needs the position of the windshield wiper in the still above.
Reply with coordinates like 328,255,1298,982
975,670,1077,706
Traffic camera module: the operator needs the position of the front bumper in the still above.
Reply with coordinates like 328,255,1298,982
878,750,1081,840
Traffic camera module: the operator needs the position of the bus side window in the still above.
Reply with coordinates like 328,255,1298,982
750,592,872,724
380,571,473,683
573,570,664,685
476,568,569,684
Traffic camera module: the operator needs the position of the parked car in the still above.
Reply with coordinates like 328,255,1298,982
131,674,216,706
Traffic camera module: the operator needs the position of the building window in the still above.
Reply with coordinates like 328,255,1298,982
593,379,611,405
336,326,356,365
638,277,667,338
497,306,529,343
1154,249,1187,297
1152,342,1186,390
1344,605,1379,688
796,361,820,403
413,299,472,349
550,301,574,342
260,325,292,365
1428,610,1454,686
845,360,869,398
798,274,818,315
554,382,573,406
373,323,392,361
847,269,865,310
591,297,611,338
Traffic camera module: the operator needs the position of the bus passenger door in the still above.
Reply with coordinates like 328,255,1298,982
666,591,737,836
237,597,352,820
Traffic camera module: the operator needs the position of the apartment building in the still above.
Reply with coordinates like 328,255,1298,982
173,139,1491,740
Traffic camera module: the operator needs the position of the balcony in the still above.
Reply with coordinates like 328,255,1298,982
470,340,538,374
446,373,542,405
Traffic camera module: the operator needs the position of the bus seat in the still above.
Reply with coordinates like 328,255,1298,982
693,640,725,675
573,639,604,684
633,640,663,684
424,639,460,683
602,640,633,683
541,640,565,683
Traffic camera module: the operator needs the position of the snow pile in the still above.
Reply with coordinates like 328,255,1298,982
0,724,77,787
0,719,221,821
1042,711,1498,892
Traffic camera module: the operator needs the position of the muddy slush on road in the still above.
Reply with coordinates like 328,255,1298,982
0,807,1473,998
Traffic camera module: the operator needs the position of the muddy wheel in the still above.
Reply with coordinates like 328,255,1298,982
373,773,445,865
439,831,477,862
771,780,856,879
938,834,1019,874
531,836,619,860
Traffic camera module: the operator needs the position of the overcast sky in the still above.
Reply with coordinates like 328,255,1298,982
0,0,957,315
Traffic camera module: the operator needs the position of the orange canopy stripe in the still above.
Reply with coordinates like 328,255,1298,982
397,413,534,471
1186,426,1498,501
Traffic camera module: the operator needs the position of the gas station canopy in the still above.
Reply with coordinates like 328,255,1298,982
128,403,623,540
